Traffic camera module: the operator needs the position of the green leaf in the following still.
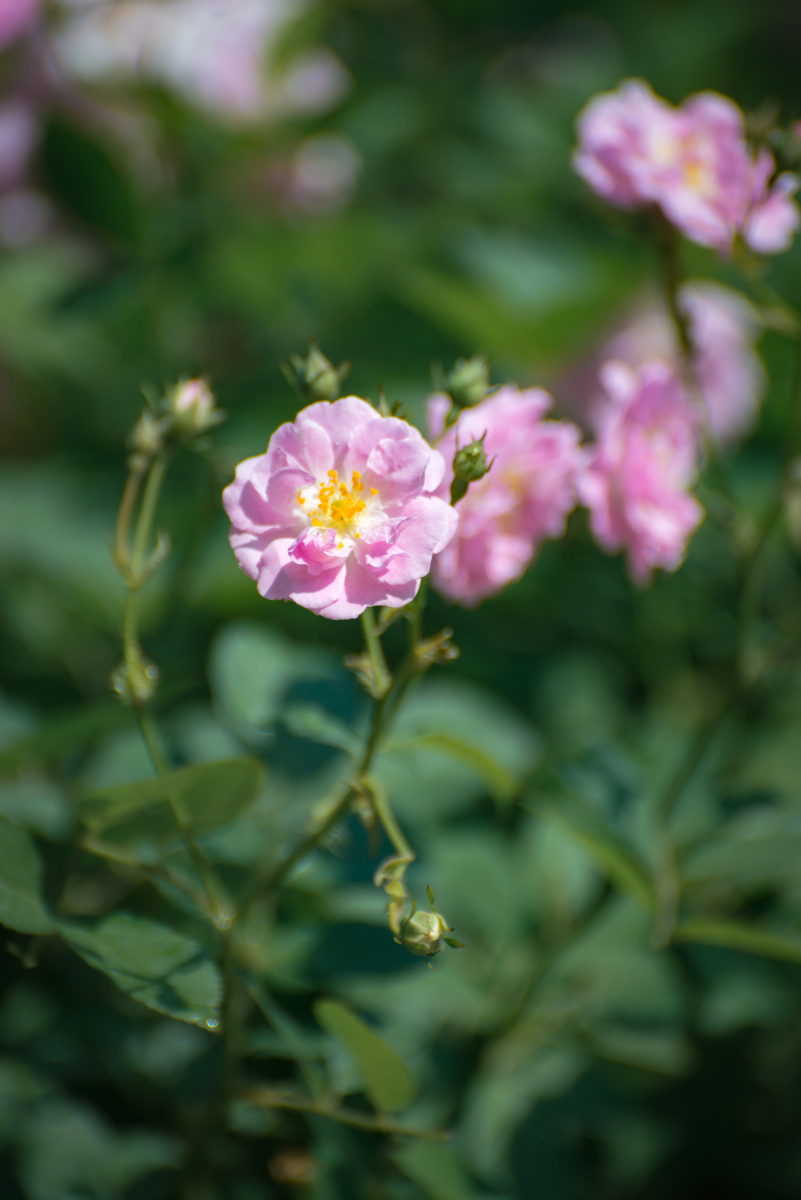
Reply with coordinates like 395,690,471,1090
0,704,131,775
314,999,416,1113
389,734,519,803
18,1096,180,1200
78,760,261,864
527,792,655,911
281,704,359,755
674,918,801,965
58,913,222,1027
42,119,138,242
0,817,53,934
377,680,539,821
208,622,339,740
391,1143,479,1200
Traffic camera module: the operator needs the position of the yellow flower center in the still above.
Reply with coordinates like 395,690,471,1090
299,469,379,540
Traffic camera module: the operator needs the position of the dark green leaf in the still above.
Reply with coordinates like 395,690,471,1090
41,119,138,242
58,913,222,1027
314,999,416,1113
0,817,53,935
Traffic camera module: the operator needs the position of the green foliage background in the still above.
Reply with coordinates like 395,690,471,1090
3,1,801,1198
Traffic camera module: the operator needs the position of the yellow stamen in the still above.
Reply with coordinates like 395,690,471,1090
304,468,378,533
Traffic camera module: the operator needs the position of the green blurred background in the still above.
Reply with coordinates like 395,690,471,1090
3,1,801,1197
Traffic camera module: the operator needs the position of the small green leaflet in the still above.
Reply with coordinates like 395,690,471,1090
314,999,416,1113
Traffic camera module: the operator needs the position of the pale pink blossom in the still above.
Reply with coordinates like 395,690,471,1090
590,281,765,445
0,0,38,50
428,386,583,607
574,80,800,255
0,100,37,191
577,360,704,583
223,397,458,620
55,0,349,124
680,282,765,443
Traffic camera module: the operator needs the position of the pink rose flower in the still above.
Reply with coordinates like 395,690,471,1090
577,360,704,583
0,0,38,50
223,397,458,620
428,386,583,607
574,80,800,255
588,281,765,445
679,281,765,443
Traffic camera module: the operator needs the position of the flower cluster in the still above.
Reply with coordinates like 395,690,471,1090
428,387,584,606
574,80,800,255
223,397,457,620
225,365,707,614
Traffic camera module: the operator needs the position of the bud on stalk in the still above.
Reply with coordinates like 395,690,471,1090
281,341,350,402
450,432,493,504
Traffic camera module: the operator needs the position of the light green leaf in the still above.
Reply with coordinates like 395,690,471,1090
282,704,359,755
314,999,416,1113
388,735,518,803
58,913,222,1027
0,817,53,934
78,760,261,865
527,792,654,911
674,918,801,965
392,1143,479,1200
208,622,338,741
377,680,539,821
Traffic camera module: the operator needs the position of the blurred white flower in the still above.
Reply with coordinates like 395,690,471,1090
54,0,350,123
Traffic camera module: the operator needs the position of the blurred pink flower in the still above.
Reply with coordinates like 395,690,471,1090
429,386,583,607
595,281,765,445
680,281,765,443
223,397,457,620
574,80,800,255
0,100,37,191
577,360,703,583
55,0,349,124
0,0,38,50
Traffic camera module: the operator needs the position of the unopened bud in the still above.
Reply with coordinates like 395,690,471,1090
451,433,493,503
398,908,449,958
395,886,463,962
166,377,224,437
128,408,165,471
444,355,490,410
281,341,350,402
